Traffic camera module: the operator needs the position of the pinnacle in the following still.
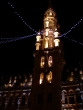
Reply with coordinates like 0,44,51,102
48,0,53,9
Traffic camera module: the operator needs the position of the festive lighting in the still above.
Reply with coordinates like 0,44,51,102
63,36,83,46
0,33,37,44
58,18,83,38
8,1,82,39
0,2,81,47
8,2,37,33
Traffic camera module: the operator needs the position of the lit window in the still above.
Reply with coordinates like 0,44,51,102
9,84,12,87
50,12,52,16
39,73,44,84
40,56,45,68
35,43,40,50
4,84,8,88
9,79,12,83
48,56,53,67
25,78,27,82
48,37,53,48
28,81,32,86
46,20,49,27
71,72,74,75
69,77,73,81
46,71,52,83
20,83,23,86
54,39,60,47
81,75,83,80
45,37,49,48
80,70,82,75
36,34,41,42
14,79,16,83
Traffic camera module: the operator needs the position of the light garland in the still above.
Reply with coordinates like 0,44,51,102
0,33,37,44
1,2,82,46
58,18,82,38
63,36,83,46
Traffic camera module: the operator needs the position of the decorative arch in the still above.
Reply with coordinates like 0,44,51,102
68,89,75,104
62,90,67,93
68,89,74,93
62,90,68,104
75,88,80,92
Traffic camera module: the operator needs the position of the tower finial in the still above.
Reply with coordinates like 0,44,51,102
48,0,52,9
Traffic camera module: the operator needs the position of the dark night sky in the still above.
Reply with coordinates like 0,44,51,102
0,0,83,75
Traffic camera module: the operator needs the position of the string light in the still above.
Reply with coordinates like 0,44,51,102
8,2,37,33
63,36,83,46
0,33,37,44
8,2,83,39
58,18,82,38
1,2,81,46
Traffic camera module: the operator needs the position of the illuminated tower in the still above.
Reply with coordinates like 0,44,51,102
30,2,64,110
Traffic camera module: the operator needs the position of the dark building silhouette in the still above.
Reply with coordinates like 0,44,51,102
30,3,64,110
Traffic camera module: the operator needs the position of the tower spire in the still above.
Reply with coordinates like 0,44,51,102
48,0,53,9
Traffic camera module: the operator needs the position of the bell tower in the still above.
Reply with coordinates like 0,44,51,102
30,2,64,110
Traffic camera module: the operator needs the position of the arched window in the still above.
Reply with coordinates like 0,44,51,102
39,73,44,84
62,90,68,104
76,89,82,103
48,56,53,67
49,12,52,16
69,90,75,104
48,36,53,48
40,56,45,68
46,71,52,83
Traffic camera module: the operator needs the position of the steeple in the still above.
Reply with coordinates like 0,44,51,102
48,0,53,9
